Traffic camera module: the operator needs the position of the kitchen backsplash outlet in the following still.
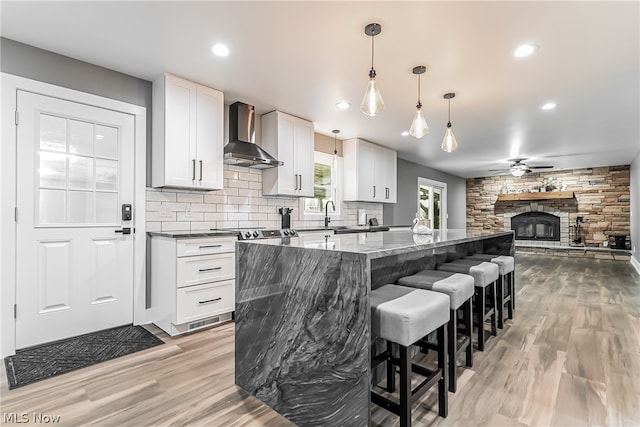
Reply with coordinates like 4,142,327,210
146,165,383,232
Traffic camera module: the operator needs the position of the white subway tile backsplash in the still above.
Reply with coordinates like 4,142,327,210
146,168,384,231
146,201,161,211
161,221,190,231
190,203,218,213
146,190,177,202
217,204,239,213
177,212,204,221
227,212,249,221
204,194,226,204
227,179,249,189
204,212,226,221
176,193,204,203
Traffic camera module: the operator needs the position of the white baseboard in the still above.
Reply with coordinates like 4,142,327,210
631,256,640,275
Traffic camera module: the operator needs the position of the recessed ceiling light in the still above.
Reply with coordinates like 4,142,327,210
335,101,351,110
541,102,556,110
514,44,538,58
212,43,230,57
401,131,410,136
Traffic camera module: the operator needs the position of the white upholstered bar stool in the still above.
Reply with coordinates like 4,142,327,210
370,284,450,426
437,259,499,351
467,254,515,328
397,270,474,392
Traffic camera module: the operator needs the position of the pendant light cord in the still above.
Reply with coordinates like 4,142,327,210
369,34,376,77
448,97,451,126
417,74,421,107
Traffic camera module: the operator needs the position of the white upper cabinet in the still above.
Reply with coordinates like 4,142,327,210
152,73,224,190
262,111,314,197
343,138,397,203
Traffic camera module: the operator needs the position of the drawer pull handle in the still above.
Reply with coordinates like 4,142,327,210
198,244,222,249
199,297,222,305
199,267,222,273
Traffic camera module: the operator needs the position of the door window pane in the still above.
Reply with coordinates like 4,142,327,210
39,152,67,188
39,189,66,224
95,125,118,159
39,114,67,152
69,119,94,156
95,159,117,191
68,155,94,190
96,192,118,223
68,191,94,223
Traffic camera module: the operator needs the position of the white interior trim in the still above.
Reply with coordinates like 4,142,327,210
1,73,147,357
631,256,640,275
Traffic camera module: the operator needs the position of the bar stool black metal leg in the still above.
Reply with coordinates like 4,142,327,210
448,309,457,393
496,274,505,329
463,299,473,367
437,323,448,418
490,281,497,336
399,344,411,427
476,288,485,351
511,271,516,310
386,340,395,393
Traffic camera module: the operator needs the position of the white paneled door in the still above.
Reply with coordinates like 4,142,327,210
16,91,135,349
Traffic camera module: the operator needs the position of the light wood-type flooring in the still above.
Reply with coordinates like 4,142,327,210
1,254,639,426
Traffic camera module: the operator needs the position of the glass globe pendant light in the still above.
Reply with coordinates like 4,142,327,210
360,23,384,116
441,92,459,152
409,66,429,139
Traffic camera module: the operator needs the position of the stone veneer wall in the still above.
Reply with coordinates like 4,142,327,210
146,165,383,232
467,165,630,247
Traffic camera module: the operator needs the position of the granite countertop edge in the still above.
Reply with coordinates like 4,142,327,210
147,230,239,238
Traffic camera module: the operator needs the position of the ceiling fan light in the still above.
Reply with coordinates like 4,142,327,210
361,77,385,116
510,165,526,177
410,106,429,139
441,124,458,152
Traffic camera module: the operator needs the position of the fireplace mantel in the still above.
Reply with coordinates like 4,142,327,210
496,191,575,202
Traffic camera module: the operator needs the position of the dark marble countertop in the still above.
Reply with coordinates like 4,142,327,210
241,229,513,259
147,230,239,238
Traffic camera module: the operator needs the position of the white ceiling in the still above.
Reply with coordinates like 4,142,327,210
2,1,639,178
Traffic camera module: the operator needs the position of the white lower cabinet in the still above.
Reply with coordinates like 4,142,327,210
151,235,236,336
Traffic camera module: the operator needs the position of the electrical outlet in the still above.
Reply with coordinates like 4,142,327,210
185,205,192,218
160,204,172,218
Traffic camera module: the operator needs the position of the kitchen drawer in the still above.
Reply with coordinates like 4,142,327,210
176,236,236,257
177,252,235,288
176,280,234,324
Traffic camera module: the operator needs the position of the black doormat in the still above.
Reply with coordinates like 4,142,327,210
4,325,163,389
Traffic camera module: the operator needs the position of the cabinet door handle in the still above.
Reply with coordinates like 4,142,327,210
298,174,302,191
199,297,222,305
198,244,222,249
294,174,299,190
373,185,376,198
199,160,203,182
199,266,222,273
192,159,196,181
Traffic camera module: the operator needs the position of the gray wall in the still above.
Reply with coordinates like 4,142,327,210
631,152,640,265
1,37,153,183
383,158,467,229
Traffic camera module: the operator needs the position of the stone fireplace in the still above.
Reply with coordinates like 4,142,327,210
503,203,569,246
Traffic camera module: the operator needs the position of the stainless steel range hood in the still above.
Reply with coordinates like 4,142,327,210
224,102,283,169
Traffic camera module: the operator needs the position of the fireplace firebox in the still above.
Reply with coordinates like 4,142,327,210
511,212,560,241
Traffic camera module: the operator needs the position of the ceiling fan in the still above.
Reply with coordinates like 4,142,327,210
489,158,554,177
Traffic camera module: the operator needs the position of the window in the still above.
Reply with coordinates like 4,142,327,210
417,177,447,233
303,152,341,215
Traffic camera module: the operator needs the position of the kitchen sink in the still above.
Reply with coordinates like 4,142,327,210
331,225,390,234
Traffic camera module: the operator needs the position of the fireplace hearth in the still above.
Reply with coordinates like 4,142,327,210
511,212,560,241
